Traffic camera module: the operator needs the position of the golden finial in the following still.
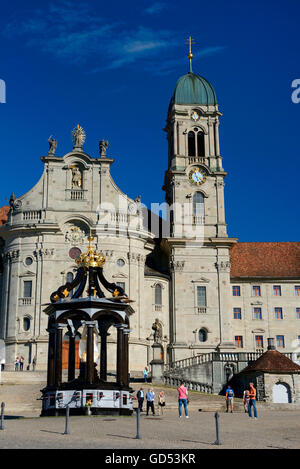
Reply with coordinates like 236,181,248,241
186,36,195,73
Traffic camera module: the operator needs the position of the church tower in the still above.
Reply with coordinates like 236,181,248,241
163,40,237,362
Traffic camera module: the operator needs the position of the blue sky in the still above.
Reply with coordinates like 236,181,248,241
0,0,299,241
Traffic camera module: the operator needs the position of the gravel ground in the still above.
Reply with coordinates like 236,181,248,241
0,408,299,450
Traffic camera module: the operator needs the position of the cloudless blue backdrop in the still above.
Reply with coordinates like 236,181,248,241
0,0,299,241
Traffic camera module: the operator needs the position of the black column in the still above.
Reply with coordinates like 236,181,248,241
100,332,108,381
68,334,76,382
123,330,129,387
116,326,125,386
54,325,63,387
86,323,95,385
47,328,56,387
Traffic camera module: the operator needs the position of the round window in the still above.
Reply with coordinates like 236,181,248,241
69,247,82,260
25,257,33,266
117,259,125,267
23,317,31,332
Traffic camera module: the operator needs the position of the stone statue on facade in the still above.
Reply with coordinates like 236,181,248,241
99,139,109,157
48,136,57,155
152,318,162,343
71,167,82,188
72,124,86,150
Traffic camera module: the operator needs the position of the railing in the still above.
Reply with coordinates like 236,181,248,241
168,350,294,372
65,189,87,201
155,305,162,312
23,211,42,221
192,215,205,225
19,298,32,306
197,307,206,314
110,212,128,224
188,157,207,166
163,374,213,394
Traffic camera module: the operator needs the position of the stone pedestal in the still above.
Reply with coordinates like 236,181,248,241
150,342,164,384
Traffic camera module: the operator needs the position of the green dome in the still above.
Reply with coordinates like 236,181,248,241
170,72,217,106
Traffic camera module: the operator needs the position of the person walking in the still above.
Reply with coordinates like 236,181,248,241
144,367,148,384
177,381,189,419
146,388,155,416
19,356,24,371
15,357,19,371
137,387,144,412
248,382,258,419
158,391,166,416
243,389,250,413
225,385,235,413
32,356,37,371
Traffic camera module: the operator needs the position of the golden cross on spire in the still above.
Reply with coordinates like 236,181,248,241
186,36,195,73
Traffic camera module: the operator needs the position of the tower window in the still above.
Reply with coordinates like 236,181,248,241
197,286,207,307
197,131,205,156
23,317,31,332
23,281,32,298
155,284,162,306
188,131,196,156
198,328,207,342
193,192,204,217
66,272,74,284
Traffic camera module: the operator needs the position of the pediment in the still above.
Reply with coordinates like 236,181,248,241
191,277,210,283
112,272,128,279
251,329,265,333
19,270,36,277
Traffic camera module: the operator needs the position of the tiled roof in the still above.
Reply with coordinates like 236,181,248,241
230,242,300,278
240,349,300,374
0,206,9,226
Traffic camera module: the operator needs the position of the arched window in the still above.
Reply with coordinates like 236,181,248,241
188,131,196,156
188,128,205,157
66,272,74,284
197,131,205,156
198,328,208,342
193,192,204,216
23,317,31,332
155,284,162,306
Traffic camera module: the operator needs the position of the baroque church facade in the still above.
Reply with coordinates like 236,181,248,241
0,65,300,372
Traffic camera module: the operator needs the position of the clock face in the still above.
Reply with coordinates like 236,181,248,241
189,167,206,185
191,111,200,122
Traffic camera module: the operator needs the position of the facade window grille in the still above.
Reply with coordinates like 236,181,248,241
232,286,240,297
274,307,283,320
253,307,262,320
255,335,264,349
252,285,261,296
235,336,243,348
276,335,285,348
273,285,281,296
233,308,242,319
